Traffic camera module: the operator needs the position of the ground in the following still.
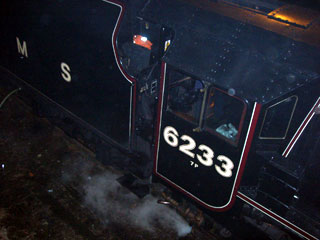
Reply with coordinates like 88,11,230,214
0,87,218,240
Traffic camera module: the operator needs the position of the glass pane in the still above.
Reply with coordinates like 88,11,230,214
260,96,298,139
204,88,245,143
167,70,204,124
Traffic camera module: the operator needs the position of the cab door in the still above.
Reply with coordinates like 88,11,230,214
154,64,261,210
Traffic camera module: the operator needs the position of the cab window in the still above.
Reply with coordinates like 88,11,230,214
259,96,298,139
204,88,246,144
167,70,204,125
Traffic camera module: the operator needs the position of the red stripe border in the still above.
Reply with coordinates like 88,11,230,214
104,0,137,148
237,192,318,240
283,97,320,157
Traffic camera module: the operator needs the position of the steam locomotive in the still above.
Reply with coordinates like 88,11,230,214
0,0,319,239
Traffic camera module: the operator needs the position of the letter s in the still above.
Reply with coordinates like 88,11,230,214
61,62,71,82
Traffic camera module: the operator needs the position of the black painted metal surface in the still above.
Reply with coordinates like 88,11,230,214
0,0,132,147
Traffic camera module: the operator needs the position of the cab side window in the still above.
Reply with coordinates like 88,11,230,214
259,96,298,139
167,70,204,124
204,88,245,144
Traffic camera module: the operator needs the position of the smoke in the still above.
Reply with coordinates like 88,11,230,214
129,196,192,237
78,168,191,237
83,171,136,223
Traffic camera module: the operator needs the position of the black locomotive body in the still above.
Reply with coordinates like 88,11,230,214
1,0,320,239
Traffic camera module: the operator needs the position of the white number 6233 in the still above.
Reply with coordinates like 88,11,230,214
163,126,234,178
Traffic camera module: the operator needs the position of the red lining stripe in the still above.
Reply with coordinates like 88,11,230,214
153,62,167,173
282,97,320,158
237,192,318,240
232,103,261,200
103,0,137,149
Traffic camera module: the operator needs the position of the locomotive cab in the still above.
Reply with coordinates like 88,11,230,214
153,62,320,237
154,65,259,210
145,1,320,237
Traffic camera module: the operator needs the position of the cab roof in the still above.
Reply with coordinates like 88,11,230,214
140,0,320,103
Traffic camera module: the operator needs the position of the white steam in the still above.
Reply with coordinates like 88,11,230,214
130,196,192,237
81,170,192,237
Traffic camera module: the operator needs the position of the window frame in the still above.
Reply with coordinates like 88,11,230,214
203,86,247,146
164,67,248,146
166,69,206,127
259,95,298,140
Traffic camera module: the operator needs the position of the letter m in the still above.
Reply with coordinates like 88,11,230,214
16,37,28,58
